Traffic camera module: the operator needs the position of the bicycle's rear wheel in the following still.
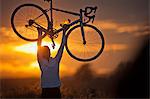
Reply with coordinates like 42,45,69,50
11,4,49,41
66,24,105,62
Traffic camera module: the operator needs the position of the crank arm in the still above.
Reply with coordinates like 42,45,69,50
51,38,55,49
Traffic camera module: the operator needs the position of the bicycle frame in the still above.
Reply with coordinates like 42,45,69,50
34,18,81,36
35,1,82,30
33,0,97,48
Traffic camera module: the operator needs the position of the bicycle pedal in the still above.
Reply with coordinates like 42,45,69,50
52,45,55,49
68,19,71,23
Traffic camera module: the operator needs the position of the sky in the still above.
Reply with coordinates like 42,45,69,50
0,0,149,78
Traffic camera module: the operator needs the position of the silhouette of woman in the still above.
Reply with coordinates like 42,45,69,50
37,27,66,98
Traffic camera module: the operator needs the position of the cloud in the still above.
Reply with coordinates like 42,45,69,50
0,43,34,61
105,44,128,52
14,41,61,56
0,41,73,78
0,20,146,79
0,62,40,78
0,27,27,45
0,20,149,46
94,21,150,36
0,45,39,78
0,42,127,78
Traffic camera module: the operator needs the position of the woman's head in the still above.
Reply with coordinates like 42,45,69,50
39,46,51,60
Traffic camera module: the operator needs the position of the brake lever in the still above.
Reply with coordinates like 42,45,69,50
92,6,97,23
91,15,95,23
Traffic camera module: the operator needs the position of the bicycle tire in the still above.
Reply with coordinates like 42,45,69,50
11,4,49,41
65,24,105,62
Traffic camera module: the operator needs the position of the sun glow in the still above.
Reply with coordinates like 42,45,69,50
14,41,60,55
30,61,39,69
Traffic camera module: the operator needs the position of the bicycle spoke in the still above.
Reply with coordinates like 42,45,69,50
26,27,37,32
18,10,26,20
85,45,91,58
66,24,104,61
11,4,49,41
87,42,101,44
34,12,45,20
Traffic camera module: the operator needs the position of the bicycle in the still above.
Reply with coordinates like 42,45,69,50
11,0,105,62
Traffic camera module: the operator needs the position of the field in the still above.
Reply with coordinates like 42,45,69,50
0,78,115,98
0,64,117,98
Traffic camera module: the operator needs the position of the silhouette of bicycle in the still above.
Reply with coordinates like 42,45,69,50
11,0,105,62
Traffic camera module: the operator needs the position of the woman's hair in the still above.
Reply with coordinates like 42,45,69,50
40,46,50,60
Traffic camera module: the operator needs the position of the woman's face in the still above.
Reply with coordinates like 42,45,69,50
41,46,50,60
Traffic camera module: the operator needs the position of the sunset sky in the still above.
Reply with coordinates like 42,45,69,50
0,0,149,78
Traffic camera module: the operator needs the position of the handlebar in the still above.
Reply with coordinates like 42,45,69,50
82,6,97,23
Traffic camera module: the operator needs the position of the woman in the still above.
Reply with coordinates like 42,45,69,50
37,27,66,98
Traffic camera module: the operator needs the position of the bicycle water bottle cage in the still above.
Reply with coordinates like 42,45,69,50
83,6,97,23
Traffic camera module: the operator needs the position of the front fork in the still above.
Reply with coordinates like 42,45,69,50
51,38,55,49
80,9,86,45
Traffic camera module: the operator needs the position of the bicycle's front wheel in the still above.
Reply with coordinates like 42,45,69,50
11,4,49,41
66,24,105,62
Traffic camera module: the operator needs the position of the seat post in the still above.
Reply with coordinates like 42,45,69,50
50,0,53,29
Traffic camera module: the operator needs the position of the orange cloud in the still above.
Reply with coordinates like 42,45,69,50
14,41,61,57
0,41,73,78
1,20,143,79
0,62,40,78
105,44,128,52
94,21,149,36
